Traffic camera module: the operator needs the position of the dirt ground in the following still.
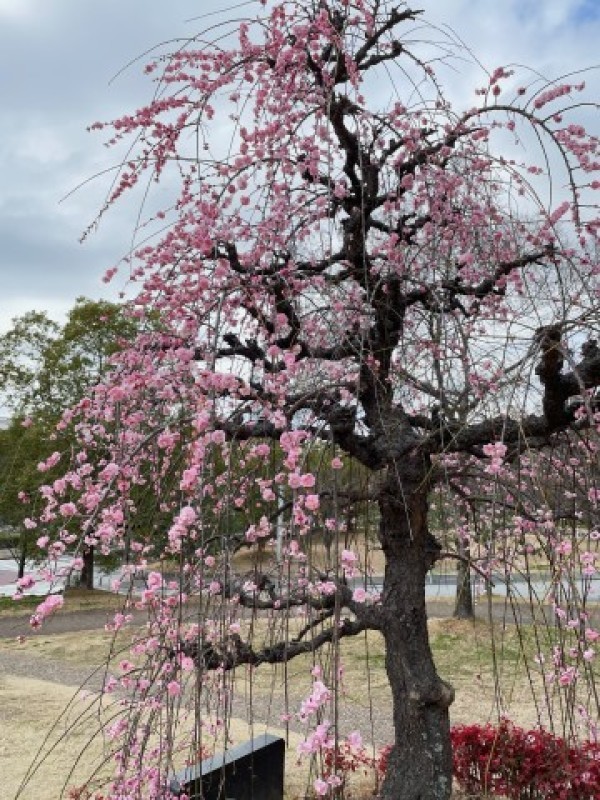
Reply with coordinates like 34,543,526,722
1,671,333,800
5,565,588,800
0,600,554,800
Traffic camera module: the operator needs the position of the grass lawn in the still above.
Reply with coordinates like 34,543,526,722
0,587,123,617
1,587,597,799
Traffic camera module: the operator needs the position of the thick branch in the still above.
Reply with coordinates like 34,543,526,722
405,248,554,311
426,330,600,454
536,328,600,427
180,617,369,672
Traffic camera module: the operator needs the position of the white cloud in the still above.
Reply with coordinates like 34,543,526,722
0,0,598,334
14,125,71,166
0,0,35,21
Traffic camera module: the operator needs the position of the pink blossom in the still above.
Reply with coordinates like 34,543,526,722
107,612,131,632
147,571,163,590
555,540,572,556
347,730,363,749
37,451,61,472
16,575,35,590
558,666,578,686
315,580,337,596
288,473,303,489
299,681,331,720
100,462,120,480
30,594,64,629
482,441,507,474
178,506,197,525
582,648,595,662
482,442,507,459
305,494,319,511
180,467,198,491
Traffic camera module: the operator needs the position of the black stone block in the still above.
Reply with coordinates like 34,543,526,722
169,733,285,800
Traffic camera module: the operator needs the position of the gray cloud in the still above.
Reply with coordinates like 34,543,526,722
1,0,598,331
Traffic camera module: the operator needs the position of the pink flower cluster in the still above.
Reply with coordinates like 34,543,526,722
298,678,331,720
30,594,64,629
482,441,507,475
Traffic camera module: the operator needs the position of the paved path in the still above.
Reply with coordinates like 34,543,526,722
1,596,597,751
0,594,572,641
0,606,135,639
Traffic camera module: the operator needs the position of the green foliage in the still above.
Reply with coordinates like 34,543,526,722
0,298,135,567
0,298,137,418
0,311,60,412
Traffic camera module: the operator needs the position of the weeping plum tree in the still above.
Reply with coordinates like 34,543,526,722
28,2,600,799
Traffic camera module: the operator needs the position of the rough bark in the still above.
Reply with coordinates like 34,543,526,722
80,546,94,590
453,541,474,620
378,453,455,800
17,531,27,581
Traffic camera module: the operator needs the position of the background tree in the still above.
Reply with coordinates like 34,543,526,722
0,298,136,585
0,417,64,578
29,3,600,800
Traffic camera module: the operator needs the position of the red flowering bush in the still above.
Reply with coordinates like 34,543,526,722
450,721,600,799
319,737,382,795
323,741,380,778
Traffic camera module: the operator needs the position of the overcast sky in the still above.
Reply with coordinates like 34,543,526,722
1,0,598,333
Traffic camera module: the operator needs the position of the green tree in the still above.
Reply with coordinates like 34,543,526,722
0,298,136,584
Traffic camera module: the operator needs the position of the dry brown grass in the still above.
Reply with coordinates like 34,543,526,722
1,674,111,800
0,588,122,618
0,614,548,725
0,669,379,800
1,608,574,800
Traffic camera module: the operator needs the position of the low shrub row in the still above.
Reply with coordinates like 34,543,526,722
450,720,600,799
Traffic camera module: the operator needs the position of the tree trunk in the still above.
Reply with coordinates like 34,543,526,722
80,546,94,590
17,529,27,580
453,539,474,620
379,456,455,800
